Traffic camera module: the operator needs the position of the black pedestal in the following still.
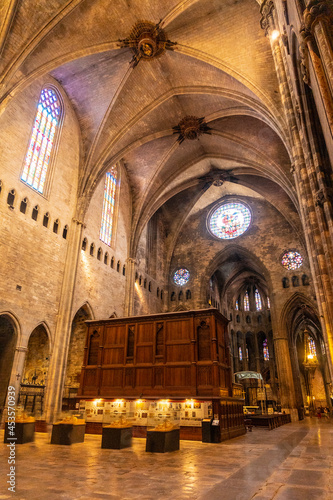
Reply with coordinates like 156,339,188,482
201,419,213,442
51,423,85,445
4,422,35,444
146,429,180,453
101,426,132,449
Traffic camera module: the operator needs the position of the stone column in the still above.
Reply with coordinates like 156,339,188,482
301,1,333,135
44,218,84,422
253,333,261,374
8,346,28,405
261,0,333,380
124,257,136,316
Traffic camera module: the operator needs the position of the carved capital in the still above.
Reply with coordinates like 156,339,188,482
303,0,333,33
315,186,333,207
260,0,275,35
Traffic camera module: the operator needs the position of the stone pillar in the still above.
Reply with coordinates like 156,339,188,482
260,0,333,381
253,333,261,374
300,1,333,135
44,218,84,422
124,257,137,316
8,346,28,405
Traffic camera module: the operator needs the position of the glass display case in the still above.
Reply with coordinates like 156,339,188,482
51,411,86,445
4,406,35,444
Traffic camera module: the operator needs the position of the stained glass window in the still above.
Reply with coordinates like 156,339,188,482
244,291,250,311
100,167,117,246
267,296,270,309
21,88,61,194
173,268,190,286
263,339,269,361
255,289,262,311
235,299,239,310
209,202,251,240
246,348,249,361
239,347,243,361
281,251,303,270
308,337,316,357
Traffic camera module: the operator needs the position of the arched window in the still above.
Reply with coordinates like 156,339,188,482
62,225,68,239
100,166,117,246
117,260,120,272
186,290,191,300
235,299,239,310
263,339,269,361
97,248,102,261
239,347,243,361
148,281,151,292
53,219,59,234
244,291,250,311
267,296,270,309
82,238,87,251
21,87,61,194
308,337,317,357
104,252,109,265
111,256,114,269
90,243,95,256
123,265,126,276
255,289,262,310
32,205,39,221
20,197,28,214
7,189,15,207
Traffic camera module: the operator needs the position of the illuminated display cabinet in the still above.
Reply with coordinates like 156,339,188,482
78,309,245,441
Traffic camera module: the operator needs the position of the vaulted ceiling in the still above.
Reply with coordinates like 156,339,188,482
0,0,300,256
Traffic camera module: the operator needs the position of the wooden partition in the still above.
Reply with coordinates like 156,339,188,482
78,309,231,399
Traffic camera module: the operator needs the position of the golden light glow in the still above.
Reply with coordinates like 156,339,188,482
271,30,280,41
307,354,314,360
93,398,102,406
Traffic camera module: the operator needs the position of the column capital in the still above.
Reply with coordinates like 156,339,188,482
315,186,333,207
260,0,275,36
303,1,333,34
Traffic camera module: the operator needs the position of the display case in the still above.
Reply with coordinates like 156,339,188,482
101,404,133,449
50,411,86,445
4,407,35,444
145,403,180,453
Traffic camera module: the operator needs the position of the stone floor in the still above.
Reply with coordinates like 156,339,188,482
0,418,332,500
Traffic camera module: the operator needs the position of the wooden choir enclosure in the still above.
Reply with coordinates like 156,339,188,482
78,309,245,441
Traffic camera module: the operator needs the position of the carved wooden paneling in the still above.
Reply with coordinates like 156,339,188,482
197,321,211,360
219,367,226,387
166,343,191,362
165,319,191,342
198,365,213,386
104,325,126,345
154,367,164,386
102,347,124,365
135,368,153,387
82,369,99,395
87,330,100,365
136,345,154,364
126,325,135,358
101,368,123,388
137,322,154,343
155,322,164,356
165,366,191,386
124,368,134,387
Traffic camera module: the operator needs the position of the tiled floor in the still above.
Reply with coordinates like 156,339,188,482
0,418,332,499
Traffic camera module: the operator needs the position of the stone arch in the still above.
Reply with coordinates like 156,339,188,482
0,313,19,416
63,303,94,409
20,323,50,414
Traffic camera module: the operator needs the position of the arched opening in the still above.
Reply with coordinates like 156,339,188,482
19,324,50,415
62,305,93,411
0,315,17,417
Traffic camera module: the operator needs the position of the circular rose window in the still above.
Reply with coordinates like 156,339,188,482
173,268,190,286
209,202,251,240
281,251,303,270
